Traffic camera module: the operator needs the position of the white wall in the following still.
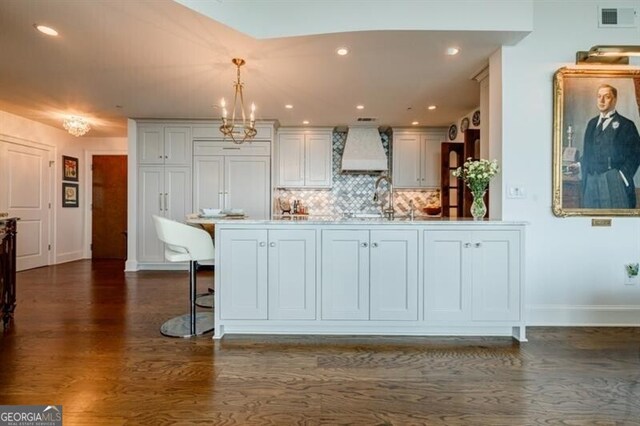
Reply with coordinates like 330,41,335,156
0,110,127,265
502,0,640,324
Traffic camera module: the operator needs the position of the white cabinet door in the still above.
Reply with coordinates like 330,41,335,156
193,156,225,211
138,125,164,164
393,133,422,188
138,166,191,263
278,133,305,187
164,166,192,222
137,166,165,262
268,229,316,320
305,133,332,188
219,229,268,320
370,230,418,320
225,156,270,220
164,126,191,165
421,132,443,187
424,230,472,321
321,230,369,320
471,231,520,321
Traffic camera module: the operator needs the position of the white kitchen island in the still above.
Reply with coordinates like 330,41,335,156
213,217,527,341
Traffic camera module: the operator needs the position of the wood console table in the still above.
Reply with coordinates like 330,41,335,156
0,217,18,328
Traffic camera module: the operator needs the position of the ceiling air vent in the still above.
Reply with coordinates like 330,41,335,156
598,7,637,27
356,117,377,122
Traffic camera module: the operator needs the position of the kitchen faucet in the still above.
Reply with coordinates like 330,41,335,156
373,174,394,220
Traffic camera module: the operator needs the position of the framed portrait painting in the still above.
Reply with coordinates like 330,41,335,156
552,67,640,217
62,182,79,208
62,156,79,182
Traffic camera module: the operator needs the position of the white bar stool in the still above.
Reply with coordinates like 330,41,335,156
153,215,215,337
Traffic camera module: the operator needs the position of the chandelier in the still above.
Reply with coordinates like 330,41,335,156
63,116,91,137
219,58,257,144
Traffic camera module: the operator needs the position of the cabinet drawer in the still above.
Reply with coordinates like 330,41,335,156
193,141,270,156
192,125,272,140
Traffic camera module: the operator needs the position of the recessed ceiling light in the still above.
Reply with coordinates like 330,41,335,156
34,24,58,36
446,47,460,56
285,104,293,109
356,105,364,110
303,120,310,125
427,105,437,110
412,121,419,126
336,47,349,56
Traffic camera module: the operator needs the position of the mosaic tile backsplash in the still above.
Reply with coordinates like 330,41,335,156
275,131,440,216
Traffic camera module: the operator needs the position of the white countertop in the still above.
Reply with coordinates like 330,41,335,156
213,215,527,226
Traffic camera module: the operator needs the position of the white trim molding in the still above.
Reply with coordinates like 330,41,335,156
527,304,640,326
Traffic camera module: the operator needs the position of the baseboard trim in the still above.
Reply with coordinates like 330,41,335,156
56,251,84,265
527,305,640,326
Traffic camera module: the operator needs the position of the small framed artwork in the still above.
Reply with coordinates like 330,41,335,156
62,182,79,208
62,155,79,182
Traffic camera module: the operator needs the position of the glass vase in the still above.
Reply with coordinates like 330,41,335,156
470,190,487,220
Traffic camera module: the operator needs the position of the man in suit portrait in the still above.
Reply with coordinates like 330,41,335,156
581,84,640,209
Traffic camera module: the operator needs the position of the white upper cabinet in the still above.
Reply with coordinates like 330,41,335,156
277,129,333,188
138,125,191,165
393,129,446,189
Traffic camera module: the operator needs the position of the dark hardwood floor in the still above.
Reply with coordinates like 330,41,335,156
1,260,640,425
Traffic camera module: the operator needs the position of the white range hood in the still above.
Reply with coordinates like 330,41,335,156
340,126,388,173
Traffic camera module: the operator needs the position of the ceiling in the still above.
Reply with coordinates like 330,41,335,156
0,1,528,137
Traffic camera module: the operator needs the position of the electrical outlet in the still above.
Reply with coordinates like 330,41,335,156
624,274,638,286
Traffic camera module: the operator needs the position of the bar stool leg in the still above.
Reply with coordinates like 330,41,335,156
160,261,215,338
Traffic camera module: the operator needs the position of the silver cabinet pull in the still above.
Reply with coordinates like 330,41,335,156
464,243,471,248
164,193,168,211
223,147,241,150
158,155,162,159
361,242,368,248
269,242,276,247
371,242,378,248
165,155,168,159
474,242,482,248
218,192,224,208
259,242,266,247
159,193,163,211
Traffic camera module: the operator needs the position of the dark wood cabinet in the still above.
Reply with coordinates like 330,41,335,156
441,129,488,218
0,217,18,328
441,143,464,218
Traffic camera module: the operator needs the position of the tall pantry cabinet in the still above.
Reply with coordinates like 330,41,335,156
137,124,192,264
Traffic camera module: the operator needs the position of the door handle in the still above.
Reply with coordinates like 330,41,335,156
269,242,276,247
464,243,471,248
474,242,482,248
259,242,266,247
223,147,241,150
159,193,163,211
361,242,368,248
164,193,168,211
371,242,378,248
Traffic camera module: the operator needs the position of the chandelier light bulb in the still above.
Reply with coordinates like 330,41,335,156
63,116,91,137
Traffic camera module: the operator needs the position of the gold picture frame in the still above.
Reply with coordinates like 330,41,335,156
552,67,640,217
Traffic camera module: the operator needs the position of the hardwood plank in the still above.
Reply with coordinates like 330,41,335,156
1,260,639,424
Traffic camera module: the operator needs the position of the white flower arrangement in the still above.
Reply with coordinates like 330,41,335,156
452,158,500,196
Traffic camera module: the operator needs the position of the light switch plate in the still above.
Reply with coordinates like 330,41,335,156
506,185,526,199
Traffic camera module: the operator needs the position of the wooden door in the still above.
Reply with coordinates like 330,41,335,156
0,142,52,271
91,156,127,259
441,142,464,218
